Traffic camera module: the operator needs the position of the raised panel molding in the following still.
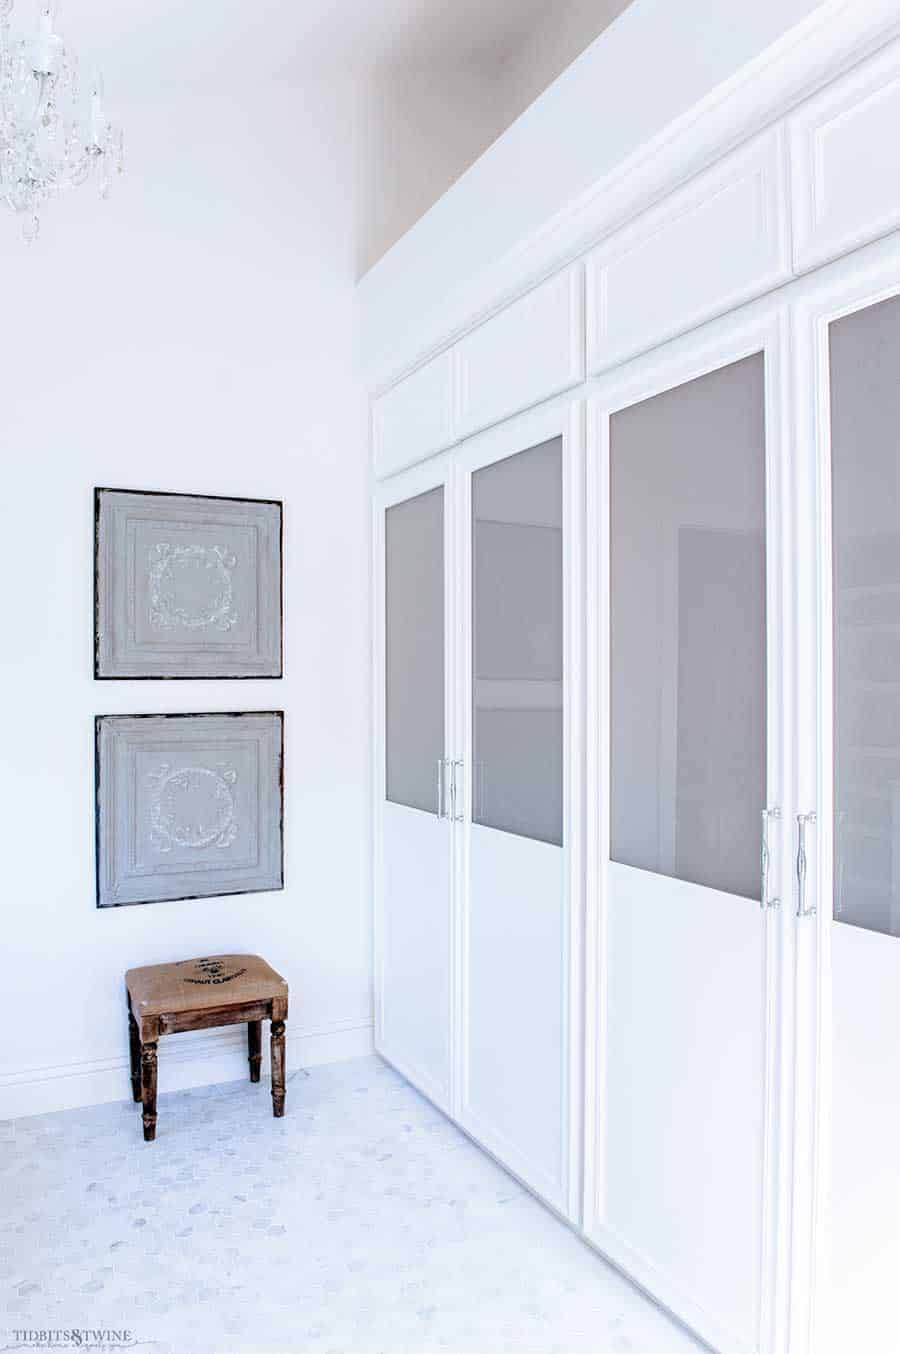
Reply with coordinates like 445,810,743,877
790,37,900,273
372,349,455,479
454,267,584,439
586,127,791,375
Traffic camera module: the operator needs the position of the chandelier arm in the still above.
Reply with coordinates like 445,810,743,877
0,0,123,241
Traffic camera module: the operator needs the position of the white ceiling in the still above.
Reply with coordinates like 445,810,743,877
32,0,559,90
27,0,629,271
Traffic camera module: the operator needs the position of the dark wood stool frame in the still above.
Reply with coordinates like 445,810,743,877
127,992,286,1142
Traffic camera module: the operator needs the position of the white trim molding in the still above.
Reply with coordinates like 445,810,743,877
0,1019,375,1121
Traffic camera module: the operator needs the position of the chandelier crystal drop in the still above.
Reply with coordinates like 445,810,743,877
0,0,123,241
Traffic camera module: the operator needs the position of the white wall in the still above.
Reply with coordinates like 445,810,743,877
494,0,632,132
0,81,376,1117
357,0,631,275
358,64,504,276
0,1,682,1122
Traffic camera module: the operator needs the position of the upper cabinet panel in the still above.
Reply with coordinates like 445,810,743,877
373,350,455,479
790,39,900,273
586,128,790,375
455,269,584,439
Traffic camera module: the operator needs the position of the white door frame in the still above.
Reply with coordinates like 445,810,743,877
451,397,585,1220
583,298,794,1354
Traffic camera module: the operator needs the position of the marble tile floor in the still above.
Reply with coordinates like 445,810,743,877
1,1057,704,1354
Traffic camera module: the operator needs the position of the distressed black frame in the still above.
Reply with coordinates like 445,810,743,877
95,710,285,908
94,486,284,679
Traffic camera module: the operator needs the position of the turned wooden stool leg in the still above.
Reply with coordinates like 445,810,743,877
270,1019,285,1117
128,1010,141,1103
248,1019,262,1083
141,1042,158,1143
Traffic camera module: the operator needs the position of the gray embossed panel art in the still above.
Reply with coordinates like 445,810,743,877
95,712,283,907
95,488,282,677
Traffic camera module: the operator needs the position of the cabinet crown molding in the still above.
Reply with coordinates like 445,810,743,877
365,0,900,406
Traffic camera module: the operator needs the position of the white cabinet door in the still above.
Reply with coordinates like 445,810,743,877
454,403,584,1219
585,128,790,376
374,459,456,1111
584,310,793,1354
454,268,584,439
372,351,455,480
791,238,900,1354
789,38,900,274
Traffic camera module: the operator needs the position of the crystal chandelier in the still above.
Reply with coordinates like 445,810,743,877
0,0,123,241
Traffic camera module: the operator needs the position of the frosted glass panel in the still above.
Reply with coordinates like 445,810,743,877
473,437,563,846
386,487,444,814
610,354,766,899
831,293,900,936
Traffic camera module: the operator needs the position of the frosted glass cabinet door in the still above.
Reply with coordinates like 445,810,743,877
472,437,563,845
816,287,900,1354
385,487,444,815
459,422,575,1218
586,339,783,1354
610,355,767,898
830,293,900,938
376,473,452,1111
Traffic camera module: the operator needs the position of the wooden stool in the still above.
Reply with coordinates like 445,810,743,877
125,954,288,1142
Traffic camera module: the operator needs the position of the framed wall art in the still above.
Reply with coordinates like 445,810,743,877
95,711,284,908
94,488,283,678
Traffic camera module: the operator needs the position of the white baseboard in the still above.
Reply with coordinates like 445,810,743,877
0,1019,374,1120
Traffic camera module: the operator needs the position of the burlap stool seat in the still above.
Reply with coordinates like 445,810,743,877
125,954,289,1142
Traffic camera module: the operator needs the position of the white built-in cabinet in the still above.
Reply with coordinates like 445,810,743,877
372,31,900,1354
374,402,584,1218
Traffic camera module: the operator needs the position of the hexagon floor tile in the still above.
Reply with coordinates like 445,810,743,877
1,1057,704,1354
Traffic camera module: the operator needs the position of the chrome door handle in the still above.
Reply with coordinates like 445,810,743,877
760,808,781,910
436,758,448,820
450,760,464,822
796,812,817,918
